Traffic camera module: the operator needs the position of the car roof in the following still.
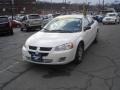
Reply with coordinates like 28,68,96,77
55,15,85,19
0,16,8,18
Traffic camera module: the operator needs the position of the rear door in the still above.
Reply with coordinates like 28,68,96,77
88,16,98,41
82,17,94,49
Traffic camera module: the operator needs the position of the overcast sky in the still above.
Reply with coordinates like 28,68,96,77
39,0,117,4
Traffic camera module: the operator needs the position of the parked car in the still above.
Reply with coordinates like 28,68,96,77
93,15,104,23
118,12,120,17
11,20,22,28
21,14,43,31
42,14,54,27
22,15,99,65
102,13,120,24
0,16,13,35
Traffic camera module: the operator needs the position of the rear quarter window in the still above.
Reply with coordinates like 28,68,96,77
88,17,94,23
28,15,40,19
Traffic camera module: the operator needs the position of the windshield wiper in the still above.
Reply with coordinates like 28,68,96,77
42,28,74,33
48,30,73,33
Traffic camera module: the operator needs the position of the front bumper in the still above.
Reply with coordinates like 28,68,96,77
102,20,116,24
22,46,76,65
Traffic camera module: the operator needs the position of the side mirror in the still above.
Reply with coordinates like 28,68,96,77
84,26,91,31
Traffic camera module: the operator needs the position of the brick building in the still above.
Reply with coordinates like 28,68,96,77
0,0,36,15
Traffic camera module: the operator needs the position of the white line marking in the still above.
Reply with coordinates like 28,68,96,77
0,62,20,73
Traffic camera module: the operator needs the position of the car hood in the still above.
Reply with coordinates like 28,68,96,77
25,31,81,47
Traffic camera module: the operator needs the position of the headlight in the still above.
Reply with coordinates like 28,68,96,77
55,43,73,51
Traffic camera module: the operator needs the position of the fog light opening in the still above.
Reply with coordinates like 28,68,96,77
58,57,66,62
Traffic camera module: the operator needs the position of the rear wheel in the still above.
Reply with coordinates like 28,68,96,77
21,28,23,31
115,20,117,24
9,29,14,35
74,43,84,64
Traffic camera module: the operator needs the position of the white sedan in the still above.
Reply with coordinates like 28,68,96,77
102,13,120,24
22,15,99,65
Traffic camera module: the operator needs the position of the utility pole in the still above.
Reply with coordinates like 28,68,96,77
98,0,101,13
11,0,14,20
51,0,52,13
103,0,105,10
83,0,88,16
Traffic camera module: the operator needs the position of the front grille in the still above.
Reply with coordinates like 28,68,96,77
29,46,37,50
29,51,49,57
40,47,52,51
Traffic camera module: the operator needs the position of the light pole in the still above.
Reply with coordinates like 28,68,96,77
51,0,52,13
2,8,6,15
103,0,105,10
11,0,14,20
98,0,101,13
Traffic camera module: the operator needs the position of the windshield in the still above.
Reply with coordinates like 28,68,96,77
42,18,82,33
28,15,40,19
107,14,116,17
0,17,8,23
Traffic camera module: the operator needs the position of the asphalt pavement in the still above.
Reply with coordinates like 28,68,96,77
0,24,120,90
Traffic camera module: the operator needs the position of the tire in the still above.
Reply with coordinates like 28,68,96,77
21,28,23,31
115,20,117,25
9,29,14,35
103,23,105,25
93,30,99,43
26,28,29,32
118,21,120,24
74,43,84,64
26,27,30,32
21,24,29,32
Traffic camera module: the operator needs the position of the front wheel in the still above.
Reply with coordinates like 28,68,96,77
74,43,84,64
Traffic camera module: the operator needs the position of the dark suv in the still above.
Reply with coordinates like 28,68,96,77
0,16,13,35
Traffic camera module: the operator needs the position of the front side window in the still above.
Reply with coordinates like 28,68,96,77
42,18,82,33
83,18,89,27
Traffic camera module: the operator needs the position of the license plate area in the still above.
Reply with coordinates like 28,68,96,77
29,51,42,62
106,18,111,20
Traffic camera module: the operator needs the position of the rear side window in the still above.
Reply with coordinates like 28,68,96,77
83,18,89,27
88,17,94,25
0,17,8,23
28,15,40,19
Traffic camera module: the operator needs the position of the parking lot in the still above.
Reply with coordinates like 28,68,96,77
0,24,120,90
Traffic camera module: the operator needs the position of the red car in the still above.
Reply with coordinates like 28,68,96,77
11,20,22,28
